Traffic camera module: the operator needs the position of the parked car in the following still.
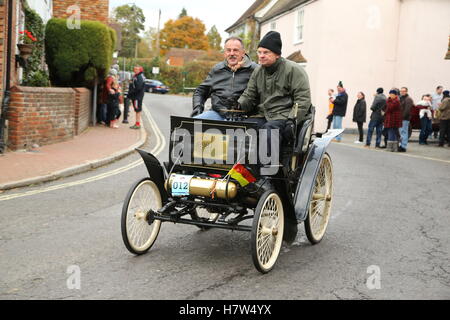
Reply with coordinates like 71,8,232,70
144,79,169,94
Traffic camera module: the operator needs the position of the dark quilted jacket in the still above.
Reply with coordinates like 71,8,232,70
193,55,257,116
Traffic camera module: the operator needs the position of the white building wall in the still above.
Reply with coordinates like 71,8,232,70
260,0,450,132
394,0,450,100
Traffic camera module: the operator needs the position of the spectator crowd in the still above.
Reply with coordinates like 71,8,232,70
97,65,146,130
327,84,450,151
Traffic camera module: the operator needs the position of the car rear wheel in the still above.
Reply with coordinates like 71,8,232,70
305,153,333,244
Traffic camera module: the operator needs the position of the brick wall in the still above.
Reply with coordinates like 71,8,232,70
52,0,110,24
7,86,92,150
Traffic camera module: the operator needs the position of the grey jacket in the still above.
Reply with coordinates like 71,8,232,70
193,55,257,115
370,93,387,121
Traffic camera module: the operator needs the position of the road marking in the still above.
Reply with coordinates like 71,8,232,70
0,103,166,202
334,141,450,164
143,102,166,156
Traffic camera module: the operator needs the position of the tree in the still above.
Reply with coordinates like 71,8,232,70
112,4,145,58
135,28,157,58
137,38,152,58
179,8,188,19
159,16,209,55
207,25,222,51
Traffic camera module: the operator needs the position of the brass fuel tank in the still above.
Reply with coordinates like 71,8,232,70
165,174,238,200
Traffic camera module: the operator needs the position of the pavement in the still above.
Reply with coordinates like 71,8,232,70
0,110,146,191
0,109,449,192
334,131,450,164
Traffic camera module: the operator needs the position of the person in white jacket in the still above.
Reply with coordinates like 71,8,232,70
417,95,433,145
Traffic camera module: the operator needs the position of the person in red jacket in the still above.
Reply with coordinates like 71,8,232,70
384,89,402,152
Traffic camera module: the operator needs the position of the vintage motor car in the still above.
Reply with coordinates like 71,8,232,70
121,107,342,273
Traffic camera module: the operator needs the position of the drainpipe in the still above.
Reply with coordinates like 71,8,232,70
0,0,13,154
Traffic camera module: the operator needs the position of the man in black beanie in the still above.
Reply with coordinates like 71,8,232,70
238,31,311,139
238,31,312,243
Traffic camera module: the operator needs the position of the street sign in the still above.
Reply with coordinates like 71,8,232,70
152,67,160,75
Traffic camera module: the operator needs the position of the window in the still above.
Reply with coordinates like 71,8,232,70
270,20,277,31
295,9,305,43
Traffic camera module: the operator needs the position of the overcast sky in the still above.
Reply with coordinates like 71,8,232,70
109,0,256,43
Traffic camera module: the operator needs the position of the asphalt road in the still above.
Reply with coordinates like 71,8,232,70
0,93,449,300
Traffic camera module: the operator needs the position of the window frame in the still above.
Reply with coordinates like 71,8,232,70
270,20,277,31
293,8,305,45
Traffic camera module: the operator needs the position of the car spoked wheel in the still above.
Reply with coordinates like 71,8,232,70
305,153,333,244
251,191,284,273
121,178,162,255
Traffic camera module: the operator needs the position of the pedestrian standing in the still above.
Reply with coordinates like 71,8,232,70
326,89,336,131
417,94,433,145
398,87,414,152
365,88,386,148
97,82,107,125
331,81,348,142
418,94,432,144
352,92,366,143
108,79,122,129
384,89,402,152
438,90,450,147
431,86,444,139
102,69,117,126
130,66,145,130
431,86,444,111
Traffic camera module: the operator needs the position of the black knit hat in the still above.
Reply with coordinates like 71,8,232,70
376,87,384,94
389,89,399,95
258,31,282,55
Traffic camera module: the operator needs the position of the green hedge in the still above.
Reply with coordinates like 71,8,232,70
22,4,49,87
45,18,116,87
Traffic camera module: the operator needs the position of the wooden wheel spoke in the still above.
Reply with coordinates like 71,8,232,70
122,180,162,254
306,155,333,244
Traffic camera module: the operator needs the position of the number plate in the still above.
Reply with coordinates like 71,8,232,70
171,174,194,197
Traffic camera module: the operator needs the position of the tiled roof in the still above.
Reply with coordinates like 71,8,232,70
260,0,309,23
286,50,307,63
225,0,271,32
